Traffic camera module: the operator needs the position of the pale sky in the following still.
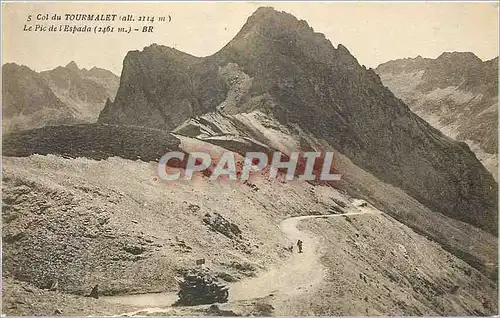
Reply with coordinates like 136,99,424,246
2,2,499,76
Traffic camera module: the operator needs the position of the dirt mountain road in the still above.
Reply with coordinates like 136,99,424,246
105,206,383,316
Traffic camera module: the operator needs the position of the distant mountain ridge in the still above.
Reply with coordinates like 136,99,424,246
375,53,498,178
98,7,497,234
2,62,119,133
3,7,498,293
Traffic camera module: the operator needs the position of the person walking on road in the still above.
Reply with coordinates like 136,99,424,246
297,239,303,253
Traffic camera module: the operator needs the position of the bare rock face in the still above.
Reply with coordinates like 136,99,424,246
2,62,119,133
2,63,77,133
375,53,498,178
98,7,497,234
98,44,228,130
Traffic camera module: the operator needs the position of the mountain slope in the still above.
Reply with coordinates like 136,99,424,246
98,7,497,234
375,53,498,178
98,45,227,129
2,63,77,132
2,62,119,133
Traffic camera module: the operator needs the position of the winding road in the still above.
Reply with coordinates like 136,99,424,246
104,205,382,316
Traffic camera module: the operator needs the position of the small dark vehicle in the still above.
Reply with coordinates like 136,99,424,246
175,273,229,306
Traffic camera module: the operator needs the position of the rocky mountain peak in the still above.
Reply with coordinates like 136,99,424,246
375,52,498,179
122,43,200,72
65,61,80,72
2,61,119,132
219,7,343,66
99,7,497,235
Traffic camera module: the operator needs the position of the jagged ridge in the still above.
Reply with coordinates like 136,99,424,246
375,53,498,178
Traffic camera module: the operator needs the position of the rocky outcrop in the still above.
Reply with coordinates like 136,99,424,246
2,62,119,133
375,53,498,178
99,7,497,234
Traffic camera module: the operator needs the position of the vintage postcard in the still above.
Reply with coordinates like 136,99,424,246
1,1,498,316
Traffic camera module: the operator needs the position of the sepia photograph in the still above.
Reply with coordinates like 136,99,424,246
1,1,498,316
